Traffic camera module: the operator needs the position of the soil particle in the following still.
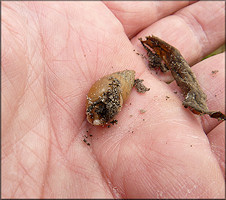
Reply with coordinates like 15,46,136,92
134,79,150,93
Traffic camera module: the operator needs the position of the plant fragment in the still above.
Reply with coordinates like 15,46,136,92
139,35,225,120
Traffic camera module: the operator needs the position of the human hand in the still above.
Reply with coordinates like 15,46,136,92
2,1,225,198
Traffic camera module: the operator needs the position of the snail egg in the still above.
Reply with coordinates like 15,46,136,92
86,70,135,126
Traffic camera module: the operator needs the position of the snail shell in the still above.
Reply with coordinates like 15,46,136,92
86,70,135,126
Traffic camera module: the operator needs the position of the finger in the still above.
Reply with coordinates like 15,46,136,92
208,122,225,178
103,1,195,38
133,1,225,66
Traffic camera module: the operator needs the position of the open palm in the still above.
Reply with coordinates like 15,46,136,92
2,1,225,198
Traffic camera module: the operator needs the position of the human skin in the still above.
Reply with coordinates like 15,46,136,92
2,1,225,198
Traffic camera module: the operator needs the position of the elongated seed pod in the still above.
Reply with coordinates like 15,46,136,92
86,70,135,125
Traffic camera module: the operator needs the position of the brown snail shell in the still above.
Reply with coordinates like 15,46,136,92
86,70,135,126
